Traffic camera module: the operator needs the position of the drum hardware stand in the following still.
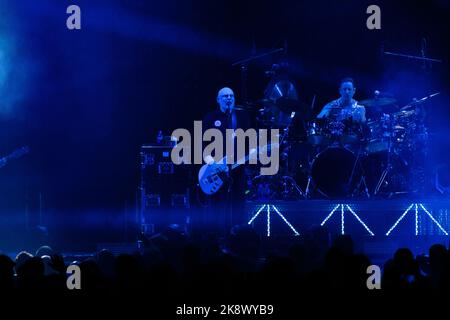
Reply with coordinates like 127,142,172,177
374,149,410,196
373,148,392,196
303,96,316,199
374,166,389,195
281,175,306,199
303,150,318,199
280,112,308,200
347,144,370,198
305,176,312,199
353,175,370,198
374,123,396,196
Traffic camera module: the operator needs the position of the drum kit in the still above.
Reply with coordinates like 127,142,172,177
244,79,437,200
229,40,443,200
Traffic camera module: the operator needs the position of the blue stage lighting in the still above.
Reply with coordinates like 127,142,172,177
248,204,299,237
345,205,374,236
386,203,414,236
386,203,449,236
248,204,266,225
272,205,300,236
320,204,340,226
321,204,374,236
419,204,448,236
415,204,419,236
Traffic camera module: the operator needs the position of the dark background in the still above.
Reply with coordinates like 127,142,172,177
0,0,449,214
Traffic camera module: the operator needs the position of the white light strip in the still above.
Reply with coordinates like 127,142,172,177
386,203,415,236
272,205,300,236
267,204,271,237
419,203,449,236
415,204,418,236
345,205,375,236
321,204,341,226
248,204,266,225
341,204,345,235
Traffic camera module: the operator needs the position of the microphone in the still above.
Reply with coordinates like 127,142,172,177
227,102,235,114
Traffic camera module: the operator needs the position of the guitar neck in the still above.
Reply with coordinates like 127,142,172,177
229,144,275,171
230,153,254,171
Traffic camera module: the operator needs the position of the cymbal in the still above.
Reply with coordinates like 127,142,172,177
393,110,415,117
400,92,440,111
265,80,299,102
400,105,415,111
234,104,261,111
257,98,310,114
359,97,397,107
257,98,275,107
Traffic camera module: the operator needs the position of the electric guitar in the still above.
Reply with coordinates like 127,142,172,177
0,146,30,168
198,143,278,195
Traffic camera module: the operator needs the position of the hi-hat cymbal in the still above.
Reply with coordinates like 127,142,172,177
359,97,397,107
393,109,415,118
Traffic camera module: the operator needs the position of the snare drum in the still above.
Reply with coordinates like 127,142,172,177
307,119,330,146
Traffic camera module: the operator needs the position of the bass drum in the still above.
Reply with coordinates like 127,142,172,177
311,147,362,198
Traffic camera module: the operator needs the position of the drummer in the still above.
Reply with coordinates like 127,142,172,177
317,77,366,123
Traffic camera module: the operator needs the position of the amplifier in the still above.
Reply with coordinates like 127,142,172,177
139,144,193,232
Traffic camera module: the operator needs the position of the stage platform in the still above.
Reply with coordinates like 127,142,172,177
244,198,450,263
1,198,449,264
245,198,450,237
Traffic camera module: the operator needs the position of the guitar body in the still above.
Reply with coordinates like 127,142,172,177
198,143,278,195
198,162,229,195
